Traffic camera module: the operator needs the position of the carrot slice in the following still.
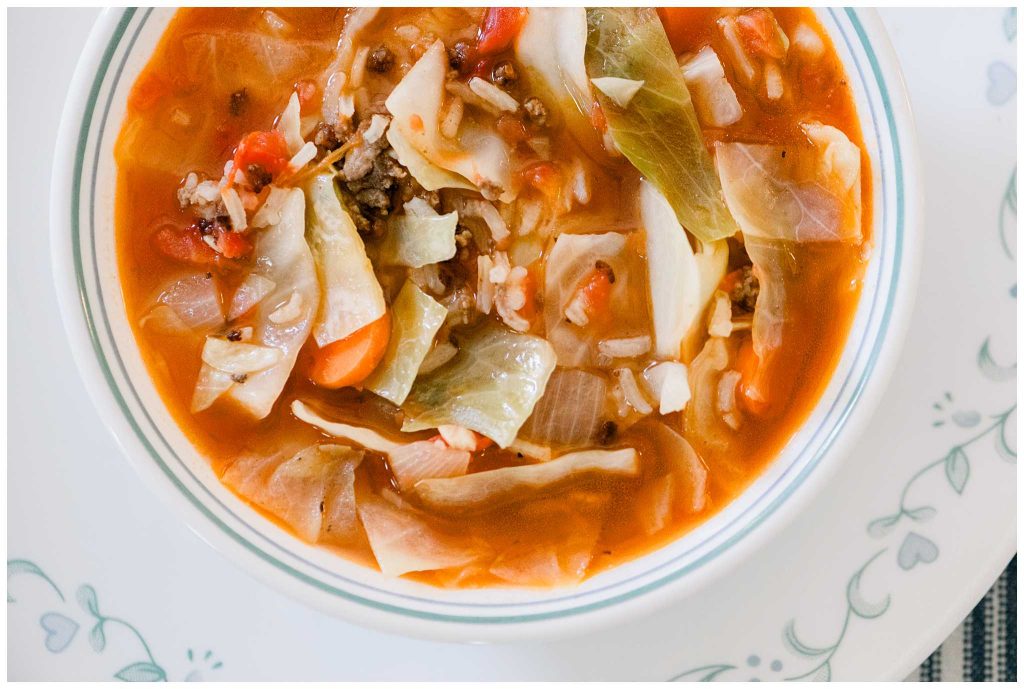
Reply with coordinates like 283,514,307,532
309,313,391,389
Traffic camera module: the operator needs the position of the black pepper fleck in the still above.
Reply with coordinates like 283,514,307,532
229,88,248,116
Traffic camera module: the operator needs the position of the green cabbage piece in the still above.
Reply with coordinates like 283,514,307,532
401,323,557,448
303,174,386,347
378,210,459,268
365,281,447,406
585,7,739,242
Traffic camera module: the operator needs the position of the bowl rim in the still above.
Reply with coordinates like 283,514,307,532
50,7,922,640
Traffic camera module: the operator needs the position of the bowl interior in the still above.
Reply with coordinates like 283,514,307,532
55,7,914,638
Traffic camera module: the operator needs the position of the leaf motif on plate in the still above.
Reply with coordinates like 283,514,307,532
906,506,937,522
76,584,100,617
943,447,970,494
89,621,106,652
782,620,833,657
866,514,900,539
977,338,1015,382
114,661,167,682
846,563,891,620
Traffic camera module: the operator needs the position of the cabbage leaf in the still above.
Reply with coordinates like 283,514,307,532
303,174,386,346
715,122,863,242
377,208,459,268
226,188,318,419
514,8,603,156
414,448,639,510
401,323,557,448
385,41,513,201
585,7,739,242
365,281,448,405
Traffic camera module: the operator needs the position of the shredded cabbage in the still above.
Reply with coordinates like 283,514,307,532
303,174,385,346
377,205,459,269
401,323,557,448
521,368,608,446
386,126,475,193
414,448,639,510
385,41,514,201
715,122,862,242
585,7,739,242
226,188,318,419
514,8,603,155
358,495,478,576
365,281,448,405
222,444,363,544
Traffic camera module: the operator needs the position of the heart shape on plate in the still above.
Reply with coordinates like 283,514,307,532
39,613,79,653
897,532,939,570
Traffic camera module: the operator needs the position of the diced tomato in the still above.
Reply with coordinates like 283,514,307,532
231,130,290,180
151,225,218,266
496,114,529,144
577,261,615,322
214,229,252,259
521,161,562,205
736,9,787,60
476,7,527,56
294,79,318,113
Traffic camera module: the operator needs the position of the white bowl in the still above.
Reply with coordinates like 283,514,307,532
50,8,922,642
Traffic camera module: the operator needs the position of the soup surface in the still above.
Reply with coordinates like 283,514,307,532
116,7,870,588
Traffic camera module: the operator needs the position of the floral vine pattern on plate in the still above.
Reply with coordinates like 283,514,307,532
7,559,223,682
672,14,1016,679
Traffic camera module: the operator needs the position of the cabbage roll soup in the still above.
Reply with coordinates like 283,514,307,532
117,7,870,588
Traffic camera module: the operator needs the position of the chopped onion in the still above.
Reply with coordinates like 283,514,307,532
590,77,645,108
267,291,305,324
614,367,653,416
679,46,742,128
521,368,607,446
708,290,734,338
190,363,236,412
201,337,283,375
419,340,458,375
251,186,291,228
642,361,691,414
437,425,478,452
155,273,224,331
228,273,276,320
388,438,470,492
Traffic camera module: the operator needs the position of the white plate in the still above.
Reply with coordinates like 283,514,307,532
8,6,1015,680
